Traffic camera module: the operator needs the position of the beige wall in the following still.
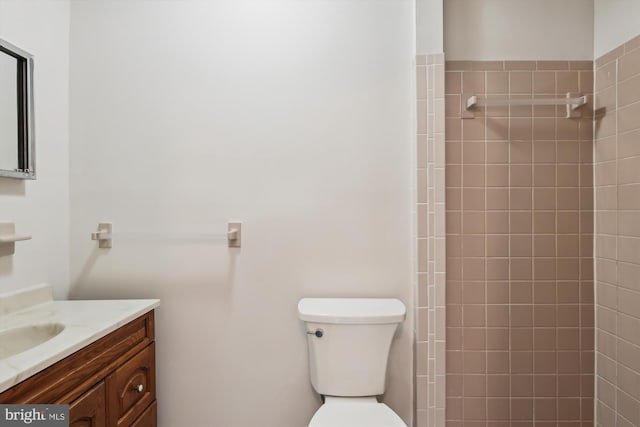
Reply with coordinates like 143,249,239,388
444,0,594,61
0,0,70,298
594,0,640,58
68,1,414,426
594,34,640,427
445,60,594,425
416,0,443,54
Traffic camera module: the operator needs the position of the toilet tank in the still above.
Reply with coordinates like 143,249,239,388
298,298,406,397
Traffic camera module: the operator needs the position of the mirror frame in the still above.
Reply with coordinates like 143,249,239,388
0,38,35,180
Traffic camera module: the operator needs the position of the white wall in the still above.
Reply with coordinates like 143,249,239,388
0,0,70,298
68,1,414,427
594,0,640,58
417,0,443,54
445,0,594,60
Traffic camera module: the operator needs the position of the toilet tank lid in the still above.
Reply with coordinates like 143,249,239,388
297,298,406,324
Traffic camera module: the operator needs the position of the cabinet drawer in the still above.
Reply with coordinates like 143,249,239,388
130,401,157,427
107,343,156,427
69,381,107,427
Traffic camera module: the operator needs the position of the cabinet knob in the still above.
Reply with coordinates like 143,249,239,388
133,384,144,393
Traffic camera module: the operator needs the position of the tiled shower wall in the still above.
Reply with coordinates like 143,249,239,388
594,34,640,426
444,61,594,426
416,53,446,427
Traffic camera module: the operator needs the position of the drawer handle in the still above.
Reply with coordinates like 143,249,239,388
133,384,144,393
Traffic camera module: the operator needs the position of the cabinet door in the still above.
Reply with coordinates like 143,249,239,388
107,343,156,427
69,381,107,427
130,401,157,427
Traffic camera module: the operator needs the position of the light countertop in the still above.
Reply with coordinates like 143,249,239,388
0,284,159,394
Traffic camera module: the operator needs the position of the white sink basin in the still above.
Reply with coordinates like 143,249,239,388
0,323,65,359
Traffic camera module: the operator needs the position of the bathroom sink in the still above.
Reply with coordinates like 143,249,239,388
0,323,65,359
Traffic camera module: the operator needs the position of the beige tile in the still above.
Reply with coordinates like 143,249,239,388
463,141,486,164
533,164,556,187
463,375,487,397
511,350,534,372
511,119,533,143
487,211,509,234
568,211,586,234
446,140,463,164
472,61,504,71
534,351,557,373
533,258,556,280
510,211,532,233
533,118,555,141
618,72,640,108
486,118,509,140
557,235,579,257
510,164,533,187
534,72,556,94
486,165,508,187
487,188,509,210
463,305,486,327
462,235,485,257
537,61,569,71
462,117,486,141
619,184,640,209
557,187,579,210
487,71,509,94
533,141,556,163
486,141,509,163
557,164,579,187
618,236,640,265
510,71,533,93
595,186,617,210
619,211,640,237
620,46,640,81
510,188,532,210
556,71,579,93
505,61,537,71
447,188,462,210
487,235,508,257
511,258,532,280
619,129,640,159
619,102,640,134
511,282,532,304
446,164,462,187
557,140,581,163
557,119,579,140
534,188,556,210
571,60,593,71
462,71,485,94
462,164,486,187
596,60,617,90
596,45,624,68
446,118,462,140
486,258,509,281
445,72,462,95
463,189,485,211
511,235,532,257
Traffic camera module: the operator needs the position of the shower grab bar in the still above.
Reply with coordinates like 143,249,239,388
463,92,588,119
90,221,242,248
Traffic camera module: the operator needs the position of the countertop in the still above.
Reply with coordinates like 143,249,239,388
0,284,159,394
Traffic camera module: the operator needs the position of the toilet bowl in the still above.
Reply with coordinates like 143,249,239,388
298,298,407,427
308,397,406,427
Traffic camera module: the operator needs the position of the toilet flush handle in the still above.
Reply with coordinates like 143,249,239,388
306,329,324,338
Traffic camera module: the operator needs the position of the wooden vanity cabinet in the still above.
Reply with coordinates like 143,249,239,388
0,311,157,427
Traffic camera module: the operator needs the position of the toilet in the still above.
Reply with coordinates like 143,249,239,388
298,298,408,427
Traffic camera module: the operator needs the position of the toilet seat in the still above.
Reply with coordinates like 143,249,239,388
308,397,407,427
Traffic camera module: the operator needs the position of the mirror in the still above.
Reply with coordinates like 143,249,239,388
0,38,35,179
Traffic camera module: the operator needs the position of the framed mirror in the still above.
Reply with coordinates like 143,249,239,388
0,38,35,179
